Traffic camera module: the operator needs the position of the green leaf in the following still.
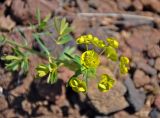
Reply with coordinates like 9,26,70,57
61,27,72,36
59,46,75,61
1,55,20,61
57,34,72,44
0,35,6,45
21,58,29,73
60,18,68,35
43,13,51,23
53,17,61,34
5,60,19,71
35,8,41,25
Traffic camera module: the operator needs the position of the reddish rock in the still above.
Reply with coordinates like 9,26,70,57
125,26,160,51
72,17,90,37
0,96,8,111
116,0,132,10
140,0,160,13
148,44,160,58
10,0,59,25
133,69,150,88
155,58,160,71
132,0,143,11
114,111,138,118
0,16,15,31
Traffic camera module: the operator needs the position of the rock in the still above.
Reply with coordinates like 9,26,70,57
76,0,89,12
133,69,150,88
0,3,5,16
135,95,153,118
0,16,15,31
154,95,160,110
132,0,143,11
116,0,132,10
22,100,32,115
113,111,138,118
148,59,155,67
72,17,90,37
125,26,160,51
2,109,20,118
148,44,160,58
155,58,160,71
0,96,8,111
10,0,59,24
124,76,146,112
137,62,157,76
87,66,128,114
150,108,160,118
140,0,160,13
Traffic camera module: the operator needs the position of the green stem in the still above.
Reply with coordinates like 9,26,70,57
99,47,106,56
33,34,50,56
6,39,47,58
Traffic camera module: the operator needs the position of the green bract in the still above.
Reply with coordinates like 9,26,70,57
105,46,118,61
69,77,87,93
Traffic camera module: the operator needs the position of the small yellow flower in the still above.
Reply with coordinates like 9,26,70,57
98,74,115,92
76,34,92,44
92,39,106,48
120,56,129,65
119,56,129,74
81,50,100,68
106,38,119,48
69,77,87,93
105,46,118,61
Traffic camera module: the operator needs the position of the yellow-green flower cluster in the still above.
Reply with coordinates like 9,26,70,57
119,56,129,74
76,34,105,48
69,77,87,93
81,50,100,68
98,74,115,92
67,34,129,93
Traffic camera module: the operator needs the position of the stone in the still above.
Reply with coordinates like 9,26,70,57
148,59,155,67
10,0,59,25
148,44,160,58
137,62,157,76
113,111,138,118
0,16,15,31
87,66,128,114
126,26,160,51
150,108,160,118
154,95,160,110
0,96,8,111
22,100,32,115
71,17,90,37
124,76,146,112
155,58,160,71
116,0,132,10
133,69,150,88
132,0,143,11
